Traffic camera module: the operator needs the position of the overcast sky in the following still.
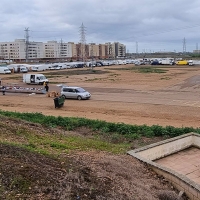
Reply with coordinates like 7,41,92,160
1,0,200,53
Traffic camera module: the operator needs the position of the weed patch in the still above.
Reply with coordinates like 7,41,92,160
108,66,168,73
133,67,168,73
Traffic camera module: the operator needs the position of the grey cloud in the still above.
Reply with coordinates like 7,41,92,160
0,0,200,52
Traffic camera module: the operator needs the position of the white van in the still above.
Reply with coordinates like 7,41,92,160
23,73,49,85
7,64,28,73
0,67,11,74
32,64,48,71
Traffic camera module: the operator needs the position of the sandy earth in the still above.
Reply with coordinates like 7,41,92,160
1,64,200,128
0,64,196,199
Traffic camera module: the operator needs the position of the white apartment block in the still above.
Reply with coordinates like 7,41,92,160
28,41,44,59
114,42,126,58
44,41,72,59
0,39,26,60
0,39,44,61
0,39,72,61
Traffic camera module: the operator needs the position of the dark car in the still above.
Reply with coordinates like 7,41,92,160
151,60,160,65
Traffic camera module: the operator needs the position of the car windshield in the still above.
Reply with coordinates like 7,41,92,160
39,76,46,80
76,88,86,93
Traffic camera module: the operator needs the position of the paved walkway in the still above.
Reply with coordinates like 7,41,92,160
155,147,200,184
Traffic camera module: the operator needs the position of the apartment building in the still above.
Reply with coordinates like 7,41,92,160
99,44,107,59
193,50,200,54
28,41,44,59
105,42,116,58
114,42,126,58
0,39,25,61
0,39,73,61
68,42,77,59
88,43,100,58
44,41,72,60
0,39,44,61
0,39,126,61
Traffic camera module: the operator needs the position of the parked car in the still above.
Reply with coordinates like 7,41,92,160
75,64,84,68
49,65,61,70
61,86,91,100
0,67,11,74
151,60,160,65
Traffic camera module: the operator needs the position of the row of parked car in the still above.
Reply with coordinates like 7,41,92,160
2,58,184,74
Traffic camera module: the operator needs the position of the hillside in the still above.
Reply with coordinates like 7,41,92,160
0,115,186,200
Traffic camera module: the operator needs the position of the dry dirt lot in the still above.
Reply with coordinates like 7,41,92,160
1,64,200,128
0,64,196,199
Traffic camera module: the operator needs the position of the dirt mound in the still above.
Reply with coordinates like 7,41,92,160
0,143,185,200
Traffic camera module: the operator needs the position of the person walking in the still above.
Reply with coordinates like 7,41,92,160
45,84,49,92
2,86,5,95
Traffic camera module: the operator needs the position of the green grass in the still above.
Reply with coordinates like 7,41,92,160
134,67,168,73
0,120,129,156
44,69,109,76
0,110,199,139
106,66,168,73
10,175,31,193
2,76,21,80
0,108,199,174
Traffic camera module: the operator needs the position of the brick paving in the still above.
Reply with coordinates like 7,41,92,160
155,147,200,184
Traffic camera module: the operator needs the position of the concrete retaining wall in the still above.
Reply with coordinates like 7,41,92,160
128,133,200,200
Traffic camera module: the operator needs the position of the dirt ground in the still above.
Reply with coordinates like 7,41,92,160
0,65,195,199
1,64,200,128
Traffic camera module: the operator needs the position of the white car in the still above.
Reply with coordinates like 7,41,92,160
61,86,91,100
49,65,61,70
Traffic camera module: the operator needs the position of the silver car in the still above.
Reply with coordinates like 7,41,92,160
61,86,91,100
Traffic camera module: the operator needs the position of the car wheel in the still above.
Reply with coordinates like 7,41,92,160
77,95,82,100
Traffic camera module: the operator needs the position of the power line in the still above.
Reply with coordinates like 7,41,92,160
183,37,186,57
31,30,62,32
24,27,30,62
60,38,62,59
79,23,86,62
91,43,94,70
136,41,138,54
